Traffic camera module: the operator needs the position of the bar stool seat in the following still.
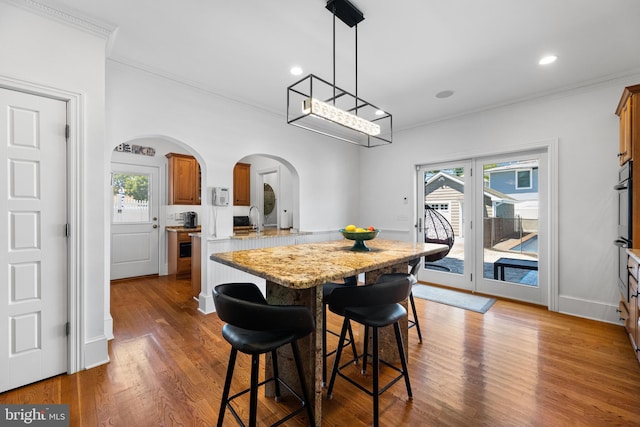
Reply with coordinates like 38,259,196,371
213,282,315,427
385,258,422,342
326,275,414,427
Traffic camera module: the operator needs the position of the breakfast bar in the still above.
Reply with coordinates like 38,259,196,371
210,239,448,425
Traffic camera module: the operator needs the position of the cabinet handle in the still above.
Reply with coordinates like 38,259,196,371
618,151,628,157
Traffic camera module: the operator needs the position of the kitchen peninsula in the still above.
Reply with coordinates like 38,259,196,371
210,239,448,424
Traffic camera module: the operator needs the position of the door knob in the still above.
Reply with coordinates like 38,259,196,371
153,217,158,221
153,224,158,229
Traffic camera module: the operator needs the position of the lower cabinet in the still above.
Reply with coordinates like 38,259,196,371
625,253,640,363
168,230,192,279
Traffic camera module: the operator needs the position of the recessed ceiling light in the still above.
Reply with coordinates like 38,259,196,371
539,55,557,65
290,66,303,76
435,90,454,99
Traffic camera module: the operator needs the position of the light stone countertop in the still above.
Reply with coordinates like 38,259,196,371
628,248,640,262
210,239,448,289
166,226,201,233
230,228,310,240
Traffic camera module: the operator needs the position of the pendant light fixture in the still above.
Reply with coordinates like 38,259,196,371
287,0,392,148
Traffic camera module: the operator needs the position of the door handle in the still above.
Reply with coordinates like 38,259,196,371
153,224,158,229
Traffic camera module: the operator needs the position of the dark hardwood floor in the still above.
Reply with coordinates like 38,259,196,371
2,275,640,426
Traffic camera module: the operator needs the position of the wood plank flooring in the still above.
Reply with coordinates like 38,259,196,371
2,275,640,426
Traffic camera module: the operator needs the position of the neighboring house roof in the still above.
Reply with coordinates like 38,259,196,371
425,171,516,203
483,160,538,173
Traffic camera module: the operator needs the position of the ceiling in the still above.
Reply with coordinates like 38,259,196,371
36,0,640,131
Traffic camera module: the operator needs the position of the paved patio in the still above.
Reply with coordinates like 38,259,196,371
425,237,538,285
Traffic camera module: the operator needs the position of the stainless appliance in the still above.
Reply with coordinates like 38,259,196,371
615,161,632,301
183,211,197,228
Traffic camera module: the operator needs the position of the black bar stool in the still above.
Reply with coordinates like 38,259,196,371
322,277,359,386
213,282,315,427
371,261,420,342
326,275,413,427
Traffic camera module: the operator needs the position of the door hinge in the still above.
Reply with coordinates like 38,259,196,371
65,124,69,140
470,273,473,281
65,322,70,336
65,223,70,237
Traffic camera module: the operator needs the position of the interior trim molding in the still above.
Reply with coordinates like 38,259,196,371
5,0,115,39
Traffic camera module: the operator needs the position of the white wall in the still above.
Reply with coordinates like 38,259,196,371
360,76,640,322
0,2,108,368
106,61,362,234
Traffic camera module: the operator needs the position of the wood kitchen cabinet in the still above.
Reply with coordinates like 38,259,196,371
166,153,201,205
167,229,192,279
233,162,251,206
626,253,640,363
616,84,640,166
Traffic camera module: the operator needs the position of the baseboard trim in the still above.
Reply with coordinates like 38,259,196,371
558,294,623,325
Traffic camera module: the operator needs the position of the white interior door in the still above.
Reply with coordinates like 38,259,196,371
110,163,159,280
0,88,68,392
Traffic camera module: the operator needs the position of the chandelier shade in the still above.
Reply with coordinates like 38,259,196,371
287,74,392,147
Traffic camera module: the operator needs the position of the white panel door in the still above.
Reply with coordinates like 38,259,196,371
110,163,159,280
0,88,68,392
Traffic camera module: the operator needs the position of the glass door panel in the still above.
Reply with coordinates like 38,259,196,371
112,172,150,223
417,161,472,290
482,159,539,285
475,151,546,304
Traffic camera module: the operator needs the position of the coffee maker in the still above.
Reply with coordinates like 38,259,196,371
183,211,197,228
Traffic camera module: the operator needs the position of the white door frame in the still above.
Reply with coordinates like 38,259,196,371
0,76,82,373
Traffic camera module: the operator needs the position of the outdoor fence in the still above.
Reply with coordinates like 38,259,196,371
112,195,149,223
483,217,538,249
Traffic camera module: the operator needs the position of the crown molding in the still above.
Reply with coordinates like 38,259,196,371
5,0,116,39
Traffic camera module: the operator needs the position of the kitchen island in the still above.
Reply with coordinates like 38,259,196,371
210,239,448,425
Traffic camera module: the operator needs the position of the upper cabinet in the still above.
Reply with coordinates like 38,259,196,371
166,153,201,205
233,162,251,206
616,84,640,166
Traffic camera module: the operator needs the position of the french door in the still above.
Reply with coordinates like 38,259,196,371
416,160,473,290
417,149,548,305
474,151,547,304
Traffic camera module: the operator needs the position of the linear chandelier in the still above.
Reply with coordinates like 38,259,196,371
287,0,392,147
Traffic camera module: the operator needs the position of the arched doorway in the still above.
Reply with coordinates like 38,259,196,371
109,136,204,279
233,154,300,232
